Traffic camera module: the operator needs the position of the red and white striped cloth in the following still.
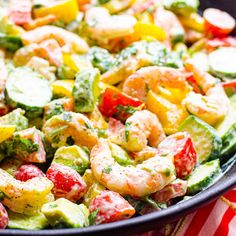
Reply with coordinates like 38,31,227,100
141,188,236,236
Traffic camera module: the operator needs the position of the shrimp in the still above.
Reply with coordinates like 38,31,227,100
123,66,190,102
90,139,176,197
42,111,98,150
21,25,89,53
109,110,166,152
84,7,137,45
184,59,230,125
14,39,62,67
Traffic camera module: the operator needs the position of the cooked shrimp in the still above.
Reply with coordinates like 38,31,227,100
43,111,98,150
123,66,190,102
21,25,89,53
110,110,166,152
84,7,137,45
184,59,230,125
14,39,62,67
90,139,176,197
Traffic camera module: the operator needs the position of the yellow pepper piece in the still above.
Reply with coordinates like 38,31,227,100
179,13,205,33
0,125,15,143
63,53,92,72
154,86,189,104
99,82,120,92
34,0,79,23
137,12,153,24
134,22,167,41
147,91,189,135
51,80,74,98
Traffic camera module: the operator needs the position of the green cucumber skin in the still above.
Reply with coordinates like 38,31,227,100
220,124,236,160
187,159,221,195
5,90,44,119
179,115,222,163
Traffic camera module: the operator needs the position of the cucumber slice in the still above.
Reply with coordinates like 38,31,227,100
191,51,209,72
216,95,236,160
5,67,52,118
179,115,222,164
209,47,236,78
187,159,221,195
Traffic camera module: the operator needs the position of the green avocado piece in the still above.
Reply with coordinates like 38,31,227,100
53,145,90,174
164,0,199,16
7,211,49,230
0,108,28,131
41,198,89,228
72,68,100,113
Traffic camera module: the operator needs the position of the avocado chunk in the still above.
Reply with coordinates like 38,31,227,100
41,198,89,228
72,68,100,113
53,145,90,175
8,211,49,230
0,108,28,131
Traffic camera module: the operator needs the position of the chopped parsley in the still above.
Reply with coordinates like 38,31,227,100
88,209,99,225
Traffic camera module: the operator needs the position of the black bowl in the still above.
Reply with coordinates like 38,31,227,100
1,1,236,235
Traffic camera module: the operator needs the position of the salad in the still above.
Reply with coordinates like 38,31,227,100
0,0,236,230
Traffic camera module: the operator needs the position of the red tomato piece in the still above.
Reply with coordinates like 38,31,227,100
98,88,144,122
16,127,46,163
151,179,188,203
222,80,236,96
15,164,45,182
46,163,87,202
206,37,236,52
9,0,32,25
157,132,197,179
203,8,236,37
89,190,135,225
0,202,8,229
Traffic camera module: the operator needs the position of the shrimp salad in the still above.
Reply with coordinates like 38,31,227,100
0,0,236,230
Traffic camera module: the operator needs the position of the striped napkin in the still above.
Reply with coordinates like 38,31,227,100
140,188,236,236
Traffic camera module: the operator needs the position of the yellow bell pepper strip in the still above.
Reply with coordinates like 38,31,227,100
134,22,167,41
147,91,189,135
0,125,15,143
34,0,79,23
51,80,74,98
179,13,205,33
63,53,92,72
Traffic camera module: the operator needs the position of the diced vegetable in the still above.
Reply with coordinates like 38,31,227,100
147,91,188,135
72,68,100,113
51,80,74,98
158,132,197,178
152,179,188,202
89,191,135,225
57,65,76,80
222,80,236,97
0,34,23,52
15,164,45,182
0,202,8,229
8,211,49,230
43,112,98,149
191,51,209,72
3,127,46,163
208,47,236,78
0,158,23,176
5,67,52,118
87,47,115,73
98,88,144,122
179,13,204,32
0,125,15,144
53,145,90,175
109,142,135,166
0,168,54,215
34,0,79,23
42,198,89,228
187,159,221,195
203,8,236,37
44,98,74,122
164,0,199,16
46,163,87,202
179,116,222,164
0,108,28,131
